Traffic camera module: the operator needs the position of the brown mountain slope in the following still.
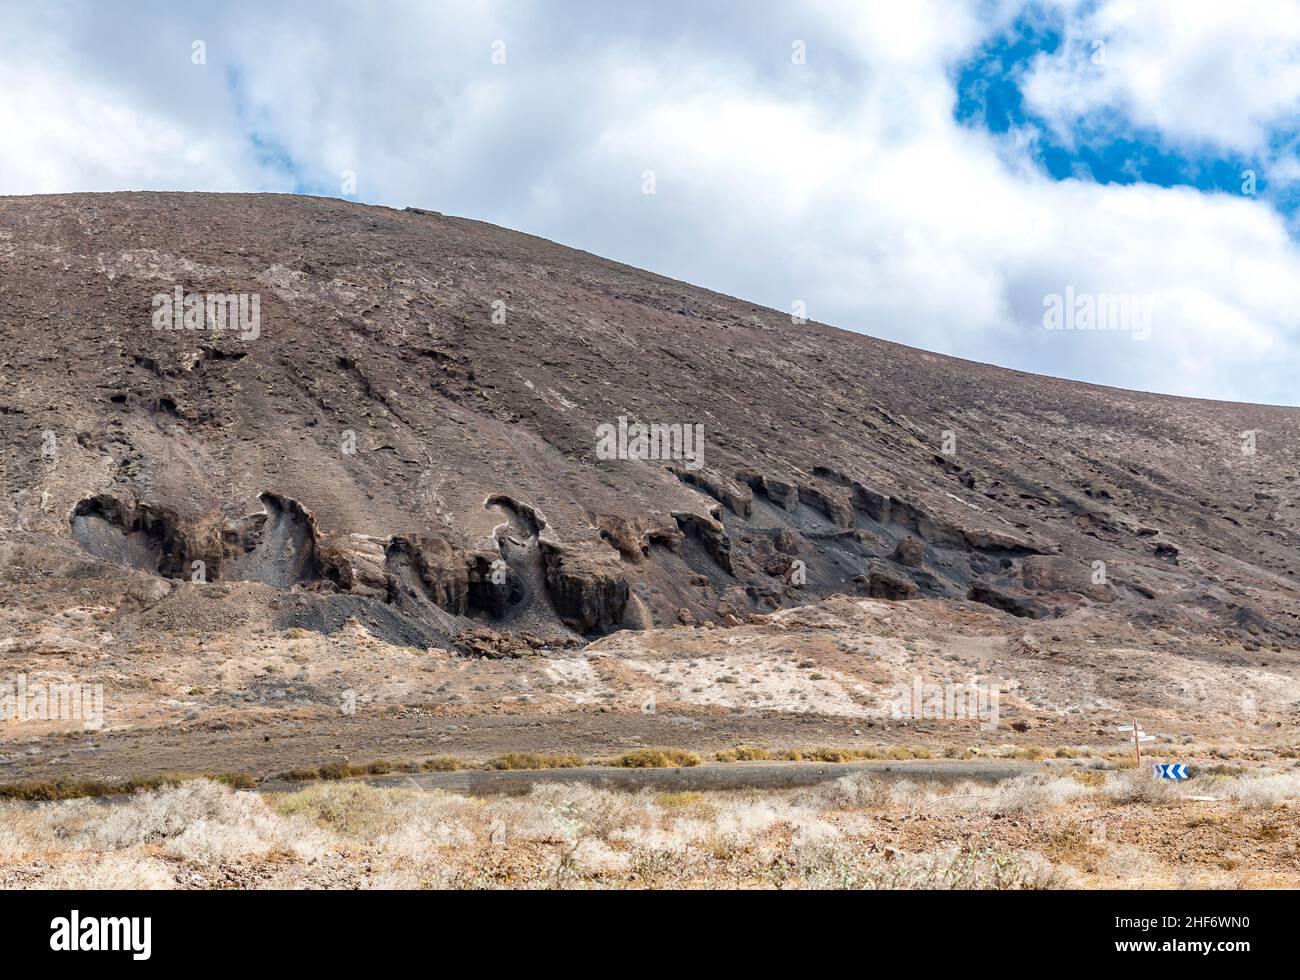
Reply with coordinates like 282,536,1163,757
1,192,1298,775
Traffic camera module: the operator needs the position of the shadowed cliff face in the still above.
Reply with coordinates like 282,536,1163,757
2,191,1299,657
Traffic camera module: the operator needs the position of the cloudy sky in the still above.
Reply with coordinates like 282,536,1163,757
3,0,1300,404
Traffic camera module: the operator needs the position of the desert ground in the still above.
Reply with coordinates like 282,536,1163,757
3,766,1299,889
3,193,1299,889
1,595,1295,786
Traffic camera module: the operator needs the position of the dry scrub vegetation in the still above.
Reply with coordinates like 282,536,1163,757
2,743,1219,802
3,767,1300,889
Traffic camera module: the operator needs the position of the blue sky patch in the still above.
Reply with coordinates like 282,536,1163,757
953,10,1281,212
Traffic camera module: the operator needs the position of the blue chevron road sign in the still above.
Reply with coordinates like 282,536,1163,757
1155,763,1189,780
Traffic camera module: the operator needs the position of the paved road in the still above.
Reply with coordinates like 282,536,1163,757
261,758,1041,796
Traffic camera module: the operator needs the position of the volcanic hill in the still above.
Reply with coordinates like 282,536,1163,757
1,192,1298,778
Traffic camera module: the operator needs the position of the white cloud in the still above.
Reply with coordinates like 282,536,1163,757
2,0,1300,403
1023,0,1300,155
0,39,253,194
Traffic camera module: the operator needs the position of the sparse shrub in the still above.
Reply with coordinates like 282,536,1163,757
1097,843,1161,881
656,791,706,809
1198,762,1247,777
1067,768,1106,788
422,756,465,772
628,845,688,882
0,780,90,801
817,773,893,810
271,782,461,846
215,773,258,790
852,745,931,761
12,752,1300,890
797,747,855,763
999,745,1048,761
33,780,332,865
569,838,631,875
985,776,1090,812
38,854,177,890
798,841,1075,890
486,752,582,770
714,746,774,762
1103,769,1178,804
1221,773,1300,809
524,783,649,841
0,773,194,801
317,761,352,780
607,748,700,768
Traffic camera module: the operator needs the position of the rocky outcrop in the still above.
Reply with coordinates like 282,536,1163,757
593,513,682,562
1154,540,1180,563
672,511,734,574
339,534,390,598
669,467,753,518
738,472,800,511
225,493,350,590
866,562,919,600
71,491,349,589
967,581,1049,619
539,542,629,634
893,534,924,567
960,525,1053,554
797,482,855,528
850,483,894,523
451,626,582,658
1021,555,1112,601
71,495,195,578
386,534,471,614
773,529,801,556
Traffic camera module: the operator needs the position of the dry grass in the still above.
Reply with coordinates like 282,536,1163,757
0,743,1137,798
280,757,469,781
0,772,257,801
655,791,707,809
713,746,777,762
1102,769,1180,804
712,745,938,763
605,748,701,768
0,780,330,874
2,766,1298,889
1067,768,1107,788
1219,772,1300,809
485,753,583,771
421,756,469,772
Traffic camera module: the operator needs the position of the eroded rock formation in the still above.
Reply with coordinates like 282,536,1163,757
0,191,1294,658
